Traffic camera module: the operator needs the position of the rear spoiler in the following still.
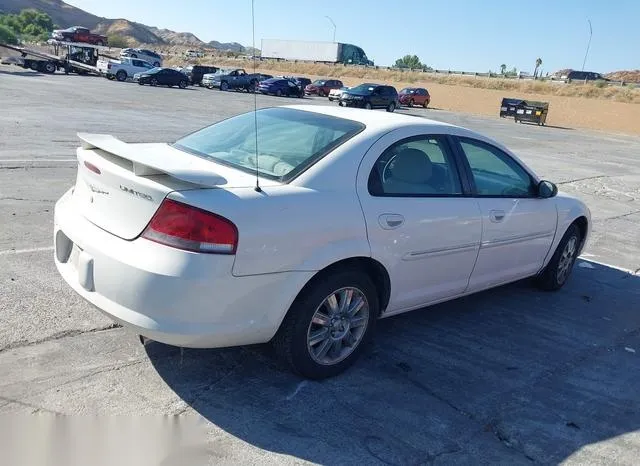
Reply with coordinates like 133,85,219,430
77,133,227,188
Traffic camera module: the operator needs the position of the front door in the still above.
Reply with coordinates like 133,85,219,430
357,130,482,315
454,137,558,292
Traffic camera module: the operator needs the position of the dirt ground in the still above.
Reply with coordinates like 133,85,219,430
255,68,640,136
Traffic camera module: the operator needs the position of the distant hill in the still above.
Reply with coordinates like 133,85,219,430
0,0,255,52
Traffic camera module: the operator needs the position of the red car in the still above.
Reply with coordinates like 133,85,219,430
304,79,344,97
398,87,430,107
51,26,108,46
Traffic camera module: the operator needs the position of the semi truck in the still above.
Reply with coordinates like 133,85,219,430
260,39,373,66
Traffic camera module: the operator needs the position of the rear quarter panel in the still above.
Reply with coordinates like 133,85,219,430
168,186,370,277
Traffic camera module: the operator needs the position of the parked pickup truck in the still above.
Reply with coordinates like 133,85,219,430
202,68,271,91
51,26,108,46
98,57,155,81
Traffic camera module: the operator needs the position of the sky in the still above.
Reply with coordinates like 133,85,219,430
66,0,639,73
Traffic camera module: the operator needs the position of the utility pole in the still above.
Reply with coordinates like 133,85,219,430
581,19,592,71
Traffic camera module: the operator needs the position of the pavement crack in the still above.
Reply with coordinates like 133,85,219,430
598,209,640,221
556,175,608,185
0,323,122,354
0,396,64,415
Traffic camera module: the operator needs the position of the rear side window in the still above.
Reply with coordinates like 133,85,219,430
173,108,365,182
369,135,463,196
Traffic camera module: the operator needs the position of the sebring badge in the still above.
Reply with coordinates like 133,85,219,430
119,185,153,201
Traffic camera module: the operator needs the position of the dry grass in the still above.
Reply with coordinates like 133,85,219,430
161,55,640,135
172,58,640,104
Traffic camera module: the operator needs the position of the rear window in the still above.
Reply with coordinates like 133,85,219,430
173,108,364,182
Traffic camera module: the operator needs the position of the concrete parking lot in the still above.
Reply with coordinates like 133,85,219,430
1,65,639,465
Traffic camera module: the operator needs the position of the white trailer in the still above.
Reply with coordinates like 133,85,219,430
261,39,340,63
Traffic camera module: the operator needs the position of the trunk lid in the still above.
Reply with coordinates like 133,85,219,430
72,133,275,240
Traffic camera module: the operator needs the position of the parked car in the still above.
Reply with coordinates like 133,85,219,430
183,65,220,86
134,68,189,88
283,76,312,89
120,48,163,67
204,68,271,92
51,26,108,46
54,105,590,379
98,57,154,82
305,79,344,97
257,78,304,97
398,87,430,107
328,86,350,102
340,83,399,112
562,70,609,82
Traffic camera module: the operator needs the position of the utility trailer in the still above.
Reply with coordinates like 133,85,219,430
0,40,116,76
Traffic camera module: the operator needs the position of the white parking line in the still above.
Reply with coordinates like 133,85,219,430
0,246,54,256
0,159,77,163
578,256,638,275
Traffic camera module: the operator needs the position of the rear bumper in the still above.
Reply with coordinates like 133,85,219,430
53,188,314,348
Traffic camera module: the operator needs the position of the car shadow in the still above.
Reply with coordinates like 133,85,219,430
0,69,42,77
146,259,640,464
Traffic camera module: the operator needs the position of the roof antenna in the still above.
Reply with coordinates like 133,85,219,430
251,0,262,193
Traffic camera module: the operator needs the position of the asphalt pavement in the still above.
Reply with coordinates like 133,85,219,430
1,65,639,465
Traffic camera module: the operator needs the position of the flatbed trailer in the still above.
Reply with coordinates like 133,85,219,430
0,40,116,75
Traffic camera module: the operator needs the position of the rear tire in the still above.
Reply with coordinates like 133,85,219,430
116,70,127,82
273,268,379,379
276,89,282,97
536,224,581,291
44,62,56,74
423,99,429,108
318,89,325,97
409,98,414,107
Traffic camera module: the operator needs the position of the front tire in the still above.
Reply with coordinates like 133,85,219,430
386,101,396,112
365,102,372,110
273,269,379,379
220,81,229,91
536,224,581,291
116,70,127,82
178,79,187,89
150,78,158,86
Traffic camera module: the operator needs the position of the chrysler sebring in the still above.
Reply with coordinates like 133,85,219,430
54,105,590,379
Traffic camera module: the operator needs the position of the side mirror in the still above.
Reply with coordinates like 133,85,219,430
538,180,558,198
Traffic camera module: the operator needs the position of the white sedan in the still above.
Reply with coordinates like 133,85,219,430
54,105,591,379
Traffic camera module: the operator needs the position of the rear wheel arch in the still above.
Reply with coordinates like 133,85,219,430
278,257,391,330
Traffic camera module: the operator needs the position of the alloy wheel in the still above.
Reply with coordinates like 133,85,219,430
306,287,369,366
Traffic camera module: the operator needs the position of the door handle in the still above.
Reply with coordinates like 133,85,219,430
379,213,405,230
489,210,506,223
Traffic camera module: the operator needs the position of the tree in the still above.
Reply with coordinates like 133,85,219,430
0,24,18,44
107,34,129,48
500,64,507,75
534,57,542,78
394,54,423,70
0,9,54,43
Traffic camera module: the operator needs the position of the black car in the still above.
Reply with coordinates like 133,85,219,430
136,68,189,88
184,65,219,86
564,70,608,82
339,83,399,112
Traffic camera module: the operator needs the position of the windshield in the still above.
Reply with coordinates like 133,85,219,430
173,108,364,181
312,80,327,85
347,84,377,94
400,88,416,94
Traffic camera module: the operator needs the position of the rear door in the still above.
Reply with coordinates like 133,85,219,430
357,130,482,314
453,137,557,292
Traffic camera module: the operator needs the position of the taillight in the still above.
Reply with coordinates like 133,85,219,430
142,199,238,254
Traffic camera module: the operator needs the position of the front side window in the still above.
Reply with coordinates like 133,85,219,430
458,138,535,197
369,136,463,196
174,108,364,181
